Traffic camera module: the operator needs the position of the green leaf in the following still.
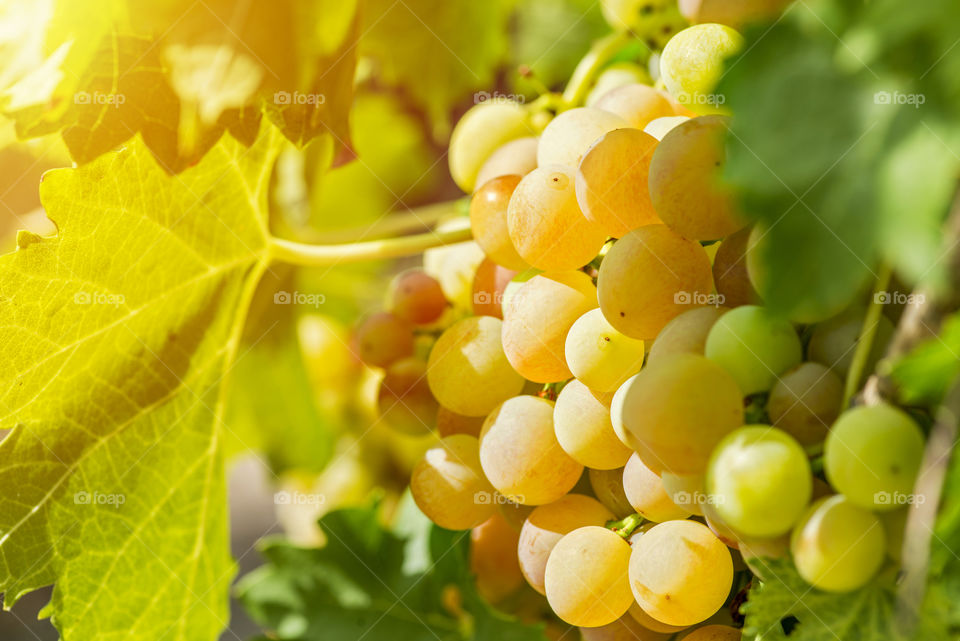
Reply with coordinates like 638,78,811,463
889,313,960,406
0,123,284,640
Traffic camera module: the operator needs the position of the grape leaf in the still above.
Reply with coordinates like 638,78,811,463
0,123,284,640
237,501,550,641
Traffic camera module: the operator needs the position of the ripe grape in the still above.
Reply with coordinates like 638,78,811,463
807,307,895,378
377,357,438,435
580,612,673,641
554,379,633,469
712,227,760,307
589,467,636,519
470,175,529,270
475,136,539,188
565,308,646,393
629,520,733,626
704,305,802,395
648,305,728,363
681,624,742,641
448,101,532,192
576,128,661,238
507,165,608,271
597,224,714,340
436,406,484,438
790,495,886,592
616,353,744,475
706,426,813,537
592,83,676,130
644,115,691,141
354,312,414,368
659,24,743,114
501,271,598,383
410,435,496,530
545,526,634,627
427,316,525,416
518,494,616,594
649,115,745,241
823,403,925,512
767,362,843,448
472,257,518,319
536,107,630,168
660,472,707,516
388,269,447,325
586,65,654,108
479,395,584,504
623,453,692,522
470,513,523,602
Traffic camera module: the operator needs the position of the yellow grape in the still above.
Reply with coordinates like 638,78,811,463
648,305,728,363
580,612,672,641
435,406,484,438
712,227,760,308
554,379,633,470
470,175,529,270
479,395,584,504
507,165,608,271
565,308,646,393
597,224,714,340
592,83,677,130
767,362,843,448
518,493,615,594
537,107,630,168
629,520,733,626
659,24,743,114
377,357,438,435
501,271,598,383
448,101,533,192
576,128,662,238
623,453,692,522
545,526,634,627
589,467,636,519
681,624,742,641
644,115,691,141
411,435,496,530
427,316,525,416
649,115,745,241
470,513,524,602
475,136,539,188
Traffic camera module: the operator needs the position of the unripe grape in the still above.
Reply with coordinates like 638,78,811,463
659,24,743,114
449,101,532,192
354,312,414,368
377,357,438,435
471,258,518,319
712,226,760,307
768,362,843,448
623,453,692,522
537,107,630,168
807,307,895,378
589,467,636,519
411,435,496,530
388,269,447,325
648,305,728,363
470,175,528,270
565,308,646,393
592,83,676,130
554,380,632,470
470,513,523,602
475,136,539,188
427,316,525,416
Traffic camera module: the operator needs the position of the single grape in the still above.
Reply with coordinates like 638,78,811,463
518,494,615,594
824,403,925,511
554,379,633,469
580,611,673,641
644,115,691,140
565,308,646,393
712,226,760,307
427,316,525,416
472,257,518,319
354,312,414,368
629,520,733,626
586,65,654,108
448,101,533,192
623,453,692,522
411,435,497,530
470,513,523,602
648,305,728,363
706,426,813,537
616,353,744,475
589,467,636,519
435,406,485,438
377,357,438,435
790,495,886,592
470,175,529,270
807,307,895,378
507,165,608,271
767,362,843,448
475,136,539,188
536,107,630,168
597,224,714,340
479,395,584,504
659,24,743,114
592,83,676,130
576,128,662,238
388,269,447,325
704,305,802,395
681,624,742,641
501,271,598,383
545,526,634,627
660,472,707,516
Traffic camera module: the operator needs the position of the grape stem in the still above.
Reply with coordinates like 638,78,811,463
842,263,892,407
607,513,645,539
561,31,633,108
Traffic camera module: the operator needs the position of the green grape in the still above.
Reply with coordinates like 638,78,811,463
554,380,633,470
616,353,744,475
597,224,714,341
706,426,813,538
660,472,706,516
679,0,793,28
704,305,802,394
623,453,692,522
470,513,523,603
427,316,525,416
580,611,673,641
659,24,743,114
576,128,662,238
712,226,760,307
377,357,438,435
435,406,484,438
536,107,630,168
592,83,676,130
649,115,745,241
648,305,728,363
629,520,733,626
479,395,584,504
738,533,790,581
681,624,742,641
423,235,487,311
518,494,616,594
807,307,895,378
448,101,533,192
475,136,539,188
767,362,843,448
790,495,886,592
565,308,646,393
545,526,634,627
880,507,908,562
388,269,447,325
824,403,925,511
507,165,608,271
469,175,529,271
471,257,518,319
354,312,414,368
586,65,654,108
601,0,688,50
501,271,598,383
589,467,636,519
644,115,691,141
411,435,497,530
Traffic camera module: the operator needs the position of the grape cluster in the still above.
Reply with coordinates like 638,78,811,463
352,10,923,640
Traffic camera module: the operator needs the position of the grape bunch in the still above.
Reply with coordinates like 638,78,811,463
352,6,924,639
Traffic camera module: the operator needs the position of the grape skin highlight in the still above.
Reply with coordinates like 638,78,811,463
411,435,497,530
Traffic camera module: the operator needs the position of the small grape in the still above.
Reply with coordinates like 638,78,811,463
470,175,529,270
623,453,692,522
536,107,630,168
589,467,636,519
475,136,539,188
471,257,518,319
388,269,447,325
377,357,438,435
354,312,414,368
470,513,523,602
448,101,532,192
807,307,895,378
410,435,496,530
565,308,646,393
648,305,728,363
554,379,633,470
767,362,843,448
435,406,484,438
659,24,743,114
712,226,760,307
592,83,676,130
